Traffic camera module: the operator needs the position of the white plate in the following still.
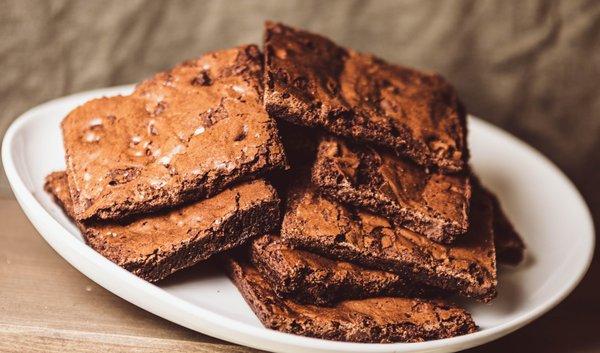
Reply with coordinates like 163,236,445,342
2,85,594,353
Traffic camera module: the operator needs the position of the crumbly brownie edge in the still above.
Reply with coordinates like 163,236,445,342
283,234,495,303
250,235,343,305
45,171,282,283
280,185,497,302
89,186,281,282
250,235,443,306
44,171,81,223
249,235,331,303
264,93,462,173
224,254,477,343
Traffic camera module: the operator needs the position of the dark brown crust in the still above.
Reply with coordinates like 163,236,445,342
281,179,497,302
263,21,468,173
45,171,281,282
312,135,471,243
224,254,477,343
62,45,287,221
250,234,443,305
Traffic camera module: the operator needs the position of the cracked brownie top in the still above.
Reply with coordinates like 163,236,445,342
62,44,287,221
263,21,468,173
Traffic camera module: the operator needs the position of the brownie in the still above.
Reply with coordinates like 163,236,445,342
62,45,287,221
486,188,525,265
281,180,497,302
263,21,468,173
250,234,442,305
224,254,477,343
45,171,280,282
312,135,471,243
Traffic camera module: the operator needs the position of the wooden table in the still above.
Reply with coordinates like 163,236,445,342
1,197,598,353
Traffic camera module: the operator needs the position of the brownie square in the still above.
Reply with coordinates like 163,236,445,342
45,171,280,282
281,179,497,302
263,22,468,173
62,45,287,221
312,135,471,243
225,254,477,343
250,234,441,306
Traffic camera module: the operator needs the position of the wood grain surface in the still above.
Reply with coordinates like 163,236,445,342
0,197,597,353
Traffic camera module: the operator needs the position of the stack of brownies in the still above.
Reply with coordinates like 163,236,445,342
45,22,525,343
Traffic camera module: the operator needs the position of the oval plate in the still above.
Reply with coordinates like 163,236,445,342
2,86,594,353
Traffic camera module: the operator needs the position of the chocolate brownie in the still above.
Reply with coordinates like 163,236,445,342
225,254,477,343
250,234,441,305
486,188,525,265
263,22,468,173
281,180,497,302
312,135,471,243
45,171,280,282
62,45,287,221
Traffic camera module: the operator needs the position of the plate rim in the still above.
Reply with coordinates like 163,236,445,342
1,85,595,353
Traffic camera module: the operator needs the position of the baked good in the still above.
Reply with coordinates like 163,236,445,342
44,171,280,282
250,234,441,305
312,135,471,243
281,179,497,302
224,254,477,343
486,188,525,265
263,21,467,173
62,44,287,221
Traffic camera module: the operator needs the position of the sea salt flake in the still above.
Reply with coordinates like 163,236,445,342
158,156,171,165
84,132,100,142
150,178,166,189
213,160,234,171
193,126,205,136
158,145,185,166
232,85,246,94
89,117,103,127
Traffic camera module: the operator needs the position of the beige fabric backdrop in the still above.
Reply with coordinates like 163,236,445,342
0,0,599,350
